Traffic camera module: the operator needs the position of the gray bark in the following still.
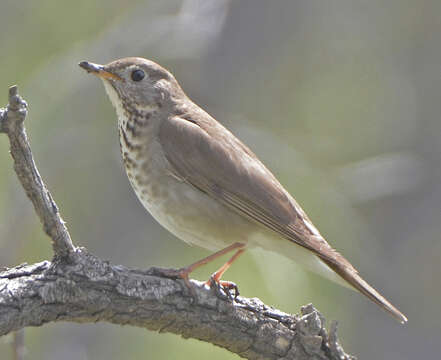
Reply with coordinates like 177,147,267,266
0,86,355,360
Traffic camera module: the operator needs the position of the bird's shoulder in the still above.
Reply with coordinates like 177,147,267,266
159,104,298,225
158,105,353,268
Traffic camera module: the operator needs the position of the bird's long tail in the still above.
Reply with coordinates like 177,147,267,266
321,258,408,324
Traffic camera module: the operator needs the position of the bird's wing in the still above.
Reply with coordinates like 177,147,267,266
159,113,352,270
159,113,407,324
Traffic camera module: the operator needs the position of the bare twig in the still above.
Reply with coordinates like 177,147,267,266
0,86,355,359
0,86,74,257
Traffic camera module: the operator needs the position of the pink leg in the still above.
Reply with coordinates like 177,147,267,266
205,247,246,297
177,242,246,287
210,248,246,283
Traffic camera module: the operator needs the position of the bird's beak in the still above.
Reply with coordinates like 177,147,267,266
79,61,122,81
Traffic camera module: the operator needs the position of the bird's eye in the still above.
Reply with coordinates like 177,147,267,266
131,69,145,82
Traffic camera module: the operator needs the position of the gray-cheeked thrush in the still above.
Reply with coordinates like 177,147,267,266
79,57,407,323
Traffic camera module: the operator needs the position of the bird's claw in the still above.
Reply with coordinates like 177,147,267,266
207,276,240,300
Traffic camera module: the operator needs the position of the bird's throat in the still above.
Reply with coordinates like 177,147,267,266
102,80,127,126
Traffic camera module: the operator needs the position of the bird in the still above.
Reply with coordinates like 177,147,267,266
79,57,407,324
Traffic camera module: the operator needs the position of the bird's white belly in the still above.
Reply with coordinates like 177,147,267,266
128,156,343,285
130,167,257,251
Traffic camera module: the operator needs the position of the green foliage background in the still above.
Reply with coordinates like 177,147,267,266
1,1,440,359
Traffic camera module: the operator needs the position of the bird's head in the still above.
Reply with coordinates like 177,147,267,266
79,57,183,113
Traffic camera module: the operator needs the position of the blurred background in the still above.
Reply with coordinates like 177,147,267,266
1,0,440,359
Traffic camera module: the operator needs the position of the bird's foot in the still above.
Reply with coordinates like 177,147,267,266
147,266,241,302
205,276,240,300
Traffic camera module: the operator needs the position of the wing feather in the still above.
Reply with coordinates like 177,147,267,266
158,113,408,323
159,114,353,270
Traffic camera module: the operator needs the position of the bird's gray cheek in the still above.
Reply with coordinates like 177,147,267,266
136,88,158,105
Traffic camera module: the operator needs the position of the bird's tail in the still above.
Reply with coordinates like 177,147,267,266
321,258,408,324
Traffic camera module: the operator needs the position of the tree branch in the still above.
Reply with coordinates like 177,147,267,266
0,86,74,257
0,86,355,359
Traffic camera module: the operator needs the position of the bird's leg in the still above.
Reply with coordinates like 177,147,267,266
209,248,246,282
179,242,245,286
150,242,246,300
206,247,246,299
149,242,245,291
